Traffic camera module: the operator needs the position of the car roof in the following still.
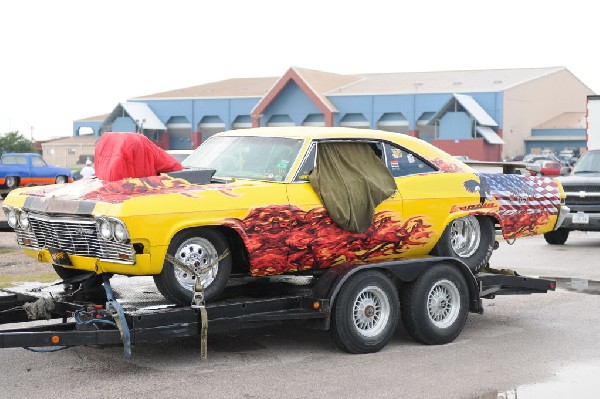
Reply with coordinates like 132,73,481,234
212,126,470,172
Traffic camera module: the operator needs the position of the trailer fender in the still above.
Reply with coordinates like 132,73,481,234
313,257,482,314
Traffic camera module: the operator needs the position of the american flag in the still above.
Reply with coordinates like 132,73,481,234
469,174,561,214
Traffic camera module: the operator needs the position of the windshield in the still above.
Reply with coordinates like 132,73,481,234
182,136,304,181
572,151,600,174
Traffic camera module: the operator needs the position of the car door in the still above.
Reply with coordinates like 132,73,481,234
380,141,452,253
29,155,52,181
285,139,404,272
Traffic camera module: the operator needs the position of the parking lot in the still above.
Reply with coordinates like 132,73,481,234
1,210,599,399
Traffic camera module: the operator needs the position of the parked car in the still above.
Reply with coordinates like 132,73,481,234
2,127,568,305
0,153,73,192
527,159,562,176
544,149,600,244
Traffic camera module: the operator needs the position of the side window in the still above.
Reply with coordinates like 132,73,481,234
15,156,28,165
383,143,435,177
31,156,46,167
294,143,316,181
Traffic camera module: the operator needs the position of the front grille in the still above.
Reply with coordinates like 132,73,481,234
563,185,600,193
15,213,134,263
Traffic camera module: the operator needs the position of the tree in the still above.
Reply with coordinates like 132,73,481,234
0,131,36,154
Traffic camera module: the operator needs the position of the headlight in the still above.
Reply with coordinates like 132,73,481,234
6,208,18,228
99,219,113,240
113,222,129,242
18,211,30,229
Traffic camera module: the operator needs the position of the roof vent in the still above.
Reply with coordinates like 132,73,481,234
452,81,462,86
493,80,503,84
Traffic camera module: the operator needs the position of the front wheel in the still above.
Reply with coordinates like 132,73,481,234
544,228,569,245
401,264,469,345
55,175,68,184
154,228,232,305
433,216,494,272
330,270,399,354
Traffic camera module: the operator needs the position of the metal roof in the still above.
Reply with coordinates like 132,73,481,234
427,94,498,127
476,126,505,145
525,135,586,141
120,102,166,130
131,67,568,100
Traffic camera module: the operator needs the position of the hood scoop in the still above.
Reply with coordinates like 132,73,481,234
165,168,216,185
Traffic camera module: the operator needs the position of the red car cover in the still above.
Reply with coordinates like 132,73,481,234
94,132,183,181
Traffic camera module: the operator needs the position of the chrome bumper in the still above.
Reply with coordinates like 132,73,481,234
554,205,570,230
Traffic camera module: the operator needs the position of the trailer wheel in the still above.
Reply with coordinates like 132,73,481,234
154,228,231,305
544,228,569,245
330,270,399,354
433,216,494,272
5,176,19,189
401,264,469,345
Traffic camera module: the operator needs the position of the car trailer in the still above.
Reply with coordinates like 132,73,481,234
0,257,555,358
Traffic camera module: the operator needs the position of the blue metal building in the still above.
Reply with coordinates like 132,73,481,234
73,66,593,161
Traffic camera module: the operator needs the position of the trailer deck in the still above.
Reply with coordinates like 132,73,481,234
0,259,556,357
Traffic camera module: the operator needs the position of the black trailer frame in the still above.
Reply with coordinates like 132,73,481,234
0,257,556,357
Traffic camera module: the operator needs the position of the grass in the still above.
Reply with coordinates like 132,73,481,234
0,272,59,289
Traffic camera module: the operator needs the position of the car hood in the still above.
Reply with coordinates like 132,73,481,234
558,173,600,185
7,174,272,216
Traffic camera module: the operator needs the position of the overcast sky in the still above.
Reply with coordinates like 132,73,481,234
0,0,597,141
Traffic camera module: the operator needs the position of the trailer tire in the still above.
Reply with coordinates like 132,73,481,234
544,228,569,245
401,264,469,345
154,228,231,306
330,270,399,354
433,216,494,272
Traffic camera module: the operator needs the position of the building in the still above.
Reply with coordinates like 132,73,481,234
73,66,594,161
40,135,98,167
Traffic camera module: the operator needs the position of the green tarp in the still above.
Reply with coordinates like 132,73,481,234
309,142,397,233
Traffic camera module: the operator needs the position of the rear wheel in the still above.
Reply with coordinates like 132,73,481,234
154,228,232,305
330,270,399,354
433,216,494,272
5,176,18,189
544,228,569,245
401,264,469,345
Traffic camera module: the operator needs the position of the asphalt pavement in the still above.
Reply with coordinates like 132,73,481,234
0,205,599,398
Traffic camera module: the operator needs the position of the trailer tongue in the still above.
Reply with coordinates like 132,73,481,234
0,258,555,358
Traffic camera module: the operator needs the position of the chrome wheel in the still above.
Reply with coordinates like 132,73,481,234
173,237,219,291
352,285,391,338
449,216,481,258
427,279,460,329
55,175,68,184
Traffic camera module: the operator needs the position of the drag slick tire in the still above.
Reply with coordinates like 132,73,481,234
433,216,494,272
154,228,232,306
401,264,469,345
544,228,569,245
330,270,399,354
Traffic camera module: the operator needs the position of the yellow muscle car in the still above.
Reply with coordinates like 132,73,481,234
2,127,568,305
